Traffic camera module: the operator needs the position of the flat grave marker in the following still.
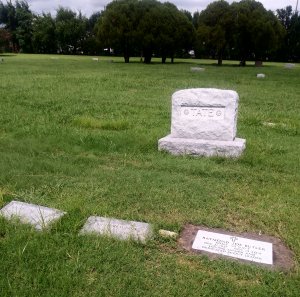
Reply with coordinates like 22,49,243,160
192,230,273,265
190,67,205,72
257,73,266,78
179,225,295,271
284,63,295,69
80,216,153,243
0,200,66,230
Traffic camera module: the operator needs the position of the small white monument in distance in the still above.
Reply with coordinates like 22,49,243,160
158,88,246,157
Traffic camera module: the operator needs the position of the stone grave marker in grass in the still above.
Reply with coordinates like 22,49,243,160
158,88,246,157
80,216,153,243
180,225,295,271
257,73,266,78
0,200,66,230
190,67,205,72
192,230,273,265
284,63,295,69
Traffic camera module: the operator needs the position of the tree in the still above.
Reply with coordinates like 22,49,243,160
81,12,102,55
96,0,142,63
276,6,300,61
288,13,300,61
96,0,194,63
0,1,16,50
192,11,200,29
277,5,293,30
15,0,33,52
0,28,12,52
55,7,87,54
194,24,210,59
32,13,57,53
0,0,34,52
195,0,233,65
138,1,194,63
231,0,285,66
159,3,195,63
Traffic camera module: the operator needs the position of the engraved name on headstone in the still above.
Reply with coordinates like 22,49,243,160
192,230,273,265
181,106,225,120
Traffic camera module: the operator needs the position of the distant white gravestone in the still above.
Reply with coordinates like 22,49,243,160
158,88,246,157
190,67,205,72
284,63,295,69
257,73,265,78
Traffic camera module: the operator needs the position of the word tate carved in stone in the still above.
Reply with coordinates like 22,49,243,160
180,106,225,120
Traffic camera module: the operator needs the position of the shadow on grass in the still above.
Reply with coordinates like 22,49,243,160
0,54,17,57
104,59,273,68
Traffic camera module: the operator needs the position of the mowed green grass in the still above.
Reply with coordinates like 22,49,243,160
0,54,299,296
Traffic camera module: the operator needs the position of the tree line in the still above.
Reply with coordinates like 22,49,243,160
0,0,299,65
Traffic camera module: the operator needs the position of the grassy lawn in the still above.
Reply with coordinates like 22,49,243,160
0,54,299,296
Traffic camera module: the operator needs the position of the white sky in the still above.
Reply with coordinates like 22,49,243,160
25,0,296,16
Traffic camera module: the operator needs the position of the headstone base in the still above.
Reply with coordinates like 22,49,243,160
158,135,246,157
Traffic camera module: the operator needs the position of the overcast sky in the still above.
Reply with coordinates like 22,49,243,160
25,0,296,16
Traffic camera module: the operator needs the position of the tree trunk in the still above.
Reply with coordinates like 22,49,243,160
217,50,223,66
171,54,174,64
239,60,246,66
217,56,223,66
144,55,151,64
161,55,166,64
124,55,130,63
143,49,152,64
255,60,263,67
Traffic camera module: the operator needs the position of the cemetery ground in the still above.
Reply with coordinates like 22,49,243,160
0,54,299,296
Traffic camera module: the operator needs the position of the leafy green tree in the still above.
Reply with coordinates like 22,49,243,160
159,3,195,63
0,28,11,52
276,6,300,61
277,5,293,30
288,13,300,61
0,1,16,50
194,24,210,59
32,13,57,53
15,0,33,52
97,0,194,63
96,0,142,63
55,7,87,54
231,0,285,65
138,1,194,63
192,11,200,29
195,0,233,65
0,0,33,52
81,12,102,55
181,9,192,22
